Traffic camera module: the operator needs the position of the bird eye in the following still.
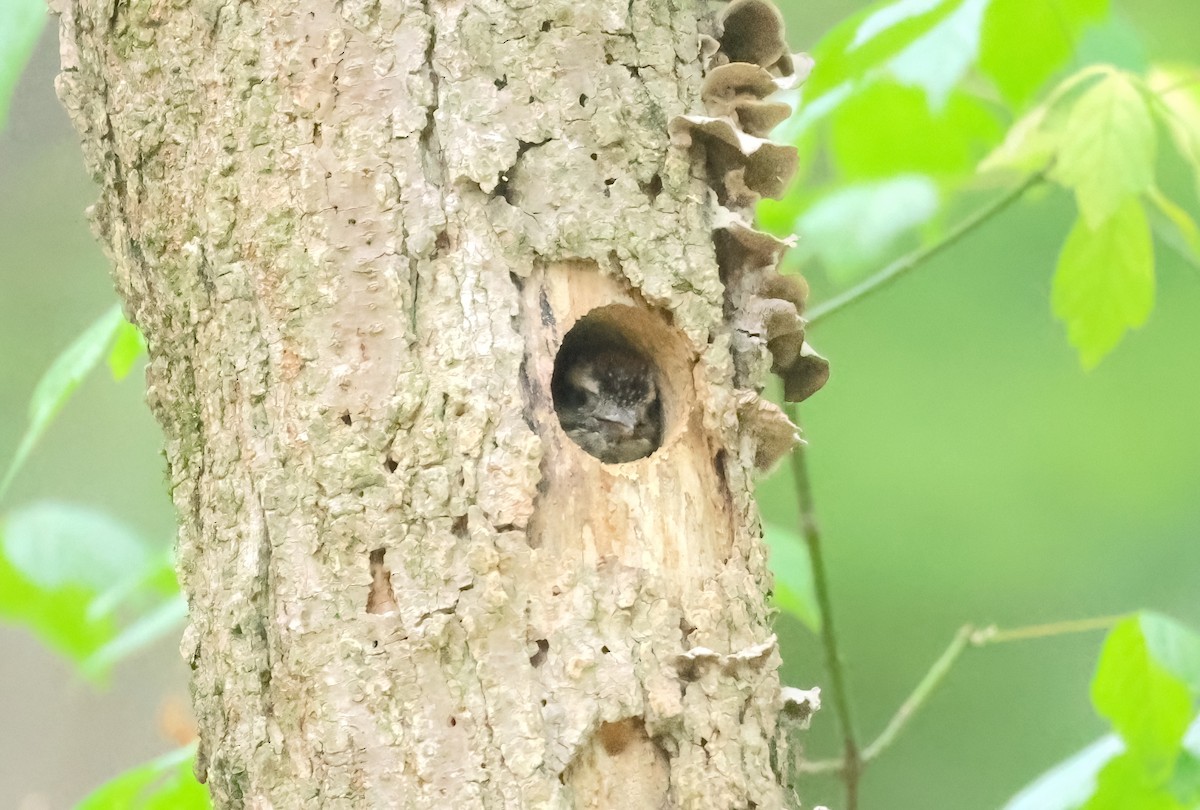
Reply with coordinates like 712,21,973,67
567,366,601,396
549,306,676,463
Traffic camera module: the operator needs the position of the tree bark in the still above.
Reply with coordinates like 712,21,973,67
53,0,824,806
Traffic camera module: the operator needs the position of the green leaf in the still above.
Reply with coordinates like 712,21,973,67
0,541,114,663
1140,612,1200,696
1092,616,1192,780
1147,65,1200,202
1052,72,1156,228
76,746,209,810
1006,717,1200,810
84,595,187,676
0,501,159,670
1081,752,1186,810
851,0,946,49
0,0,45,128
886,0,988,109
763,522,821,632
830,82,1003,179
1003,733,1123,810
0,304,126,500
796,175,940,280
1170,752,1200,807
978,0,1109,107
4,501,150,593
777,80,855,147
1052,199,1154,369
803,0,962,106
1147,187,1200,264
89,550,179,620
108,318,147,380
979,103,1060,175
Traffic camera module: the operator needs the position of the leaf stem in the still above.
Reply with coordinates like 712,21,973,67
1151,214,1200,277
786,410,862,809
805,172,1046,327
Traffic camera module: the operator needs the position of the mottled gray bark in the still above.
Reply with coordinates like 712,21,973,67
53,0,824,806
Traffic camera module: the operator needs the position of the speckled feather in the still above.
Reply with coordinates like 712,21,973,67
555,349,662,463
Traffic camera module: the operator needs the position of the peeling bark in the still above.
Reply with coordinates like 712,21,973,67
53,0,824,806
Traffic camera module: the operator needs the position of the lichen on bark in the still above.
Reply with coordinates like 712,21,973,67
52,0,822,806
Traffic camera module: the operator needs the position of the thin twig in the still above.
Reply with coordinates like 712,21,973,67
861,626,973,763
805,172,1047,327
798,615,1118,776
787,410,862,809
970,614,1125,645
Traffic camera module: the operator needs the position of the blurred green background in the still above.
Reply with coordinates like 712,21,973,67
1,1,1198,808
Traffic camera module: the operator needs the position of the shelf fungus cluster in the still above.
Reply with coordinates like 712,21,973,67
671,0,830,469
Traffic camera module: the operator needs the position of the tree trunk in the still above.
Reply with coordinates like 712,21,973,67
53,0,825,806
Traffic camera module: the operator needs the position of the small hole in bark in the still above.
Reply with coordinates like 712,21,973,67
494,75,507,89
452,514,468,537
384,456,398,473
713,450,727,485
366,548,398,615
530,638,550,667
628,65,640,78
589,152,598,161
579,93,588,106
540,20,551,31
348,218,357,225
372,639,378,648
677,658,700,682
641,174,662,201
516,139,546,158
551,309,664,464
600,645,610,654
493,175,513,203
340,412,353,425
598,719,643,756
449,716,457,727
